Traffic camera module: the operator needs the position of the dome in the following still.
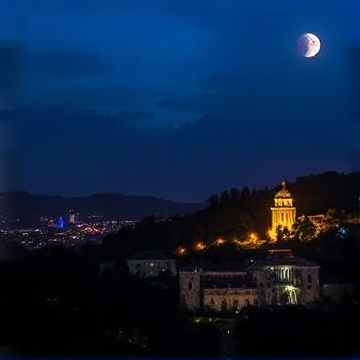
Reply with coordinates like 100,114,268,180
274,181,292,198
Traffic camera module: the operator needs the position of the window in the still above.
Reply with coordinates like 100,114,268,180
308,274,312,283
281,267,289,281
188,282,193,290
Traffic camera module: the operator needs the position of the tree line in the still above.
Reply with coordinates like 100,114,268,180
101,170,360,259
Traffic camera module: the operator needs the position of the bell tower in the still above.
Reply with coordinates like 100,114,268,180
269,181,296,240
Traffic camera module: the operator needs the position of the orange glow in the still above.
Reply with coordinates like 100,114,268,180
232,239,242,246
195,241,206,251
176,246,187,256
214,237,225,246
248,232,259,242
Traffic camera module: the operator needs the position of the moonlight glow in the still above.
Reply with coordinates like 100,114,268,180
297,33,321,58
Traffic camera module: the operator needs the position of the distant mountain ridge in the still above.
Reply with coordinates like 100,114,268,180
0,191,206,226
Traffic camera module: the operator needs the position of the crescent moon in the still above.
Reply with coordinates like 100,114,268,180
297,33,321,58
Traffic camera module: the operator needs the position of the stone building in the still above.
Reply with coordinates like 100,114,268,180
179,249,321,312
127,251,177,278
269,181,297,240
179,262,258,312
248,249,321,306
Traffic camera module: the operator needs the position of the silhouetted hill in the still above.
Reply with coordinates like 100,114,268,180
0,192,206,226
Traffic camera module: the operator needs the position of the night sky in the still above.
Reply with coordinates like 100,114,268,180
0,0,359,202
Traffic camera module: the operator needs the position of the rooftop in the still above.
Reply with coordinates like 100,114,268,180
179,261,248,273
250,250,319,267
274,181,292,198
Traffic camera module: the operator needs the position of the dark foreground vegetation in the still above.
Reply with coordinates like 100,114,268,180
233,305,358,358
0,248,358,357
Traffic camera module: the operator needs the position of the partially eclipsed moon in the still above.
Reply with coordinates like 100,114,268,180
297,33,321,58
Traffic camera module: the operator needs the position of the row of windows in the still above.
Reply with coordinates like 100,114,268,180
209,298,258,310
188,273,314,290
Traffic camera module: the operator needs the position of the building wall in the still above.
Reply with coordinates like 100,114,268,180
269,207,296,239
250,265,320,306
299,267,320,304
203,288,258,312
127,259,177,278
179,271,201,310
179,262,321,312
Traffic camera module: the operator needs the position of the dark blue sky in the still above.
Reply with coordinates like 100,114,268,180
0,0,359,202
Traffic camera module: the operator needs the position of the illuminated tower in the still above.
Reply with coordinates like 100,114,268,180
57,216,65,229
69,209,77,224
269,181,296,240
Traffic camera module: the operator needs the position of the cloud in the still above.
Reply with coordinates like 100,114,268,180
195,72,244,91
348,43,360,106
0,44,22,109
155,94,209,114
24,48,109,77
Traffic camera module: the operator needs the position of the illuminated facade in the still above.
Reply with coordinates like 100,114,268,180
57,216,65,229
269,181,296,240
179,250,321,312
248,249,320,306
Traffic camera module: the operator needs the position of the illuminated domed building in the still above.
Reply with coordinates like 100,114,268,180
269,181,296,240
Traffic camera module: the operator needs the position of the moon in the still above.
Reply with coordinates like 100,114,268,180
297,33,321,58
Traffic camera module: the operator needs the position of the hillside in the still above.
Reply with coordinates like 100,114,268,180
100,171,360,257
0,192,206,226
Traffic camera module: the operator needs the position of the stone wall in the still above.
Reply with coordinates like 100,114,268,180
203,288,258,312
